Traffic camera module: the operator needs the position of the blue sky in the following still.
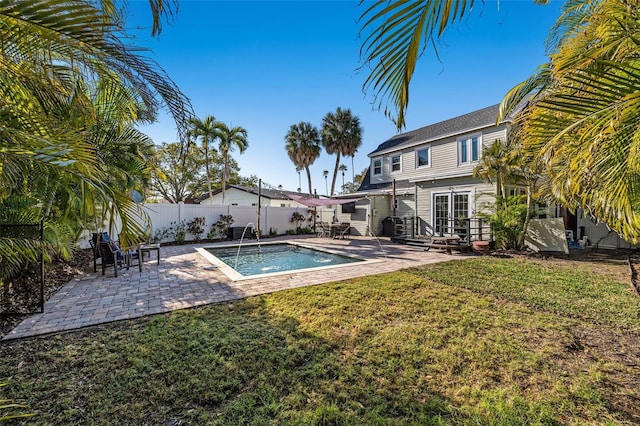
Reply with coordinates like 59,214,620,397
129,0,563,194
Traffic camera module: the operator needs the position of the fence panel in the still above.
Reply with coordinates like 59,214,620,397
140,203,317,241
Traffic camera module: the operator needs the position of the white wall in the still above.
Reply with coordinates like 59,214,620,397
141,203,314,242
200,188,308,208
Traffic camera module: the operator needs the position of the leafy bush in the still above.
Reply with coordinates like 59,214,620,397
208,215,234,240
486,196,528,250
187,217,205,241
172,220,186,244
290,212,306,233
151,226,173,243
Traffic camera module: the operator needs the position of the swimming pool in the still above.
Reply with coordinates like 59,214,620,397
196,242,365,281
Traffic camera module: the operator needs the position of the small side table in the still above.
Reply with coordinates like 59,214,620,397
140,243,160,265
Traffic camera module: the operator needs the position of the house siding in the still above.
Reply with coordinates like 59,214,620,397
414,177,496,236
368,125,509,186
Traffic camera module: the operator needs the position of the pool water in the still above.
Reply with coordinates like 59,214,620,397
204,243,362,277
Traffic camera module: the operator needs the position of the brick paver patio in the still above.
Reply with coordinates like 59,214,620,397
3,236,466,340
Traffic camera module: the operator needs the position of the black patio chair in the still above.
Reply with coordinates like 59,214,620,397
89,232,101,272
98,238,125,277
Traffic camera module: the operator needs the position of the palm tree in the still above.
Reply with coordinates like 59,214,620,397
497,0,640,241
216,123,249,205
473,139,516,208
187,116,220,201
321,108,363,196
339,164,348,192
296,167,302,192
359,0,481,129
285,122,322,195
323,170,329,196
0,1,192,278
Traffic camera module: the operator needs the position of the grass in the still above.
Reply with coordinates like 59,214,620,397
1,256,639,424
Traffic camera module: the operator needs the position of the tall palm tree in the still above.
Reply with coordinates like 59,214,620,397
217,123,249,205
321,108,363,196
285,122,321,195
339,164,348,192
323,170,329,196
188,116,220,201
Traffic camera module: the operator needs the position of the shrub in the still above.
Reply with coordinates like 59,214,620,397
172,220,186,244
151,226,173,244
187,217,206,241
290,212,306,234
486,196,528,250
208,215,234,240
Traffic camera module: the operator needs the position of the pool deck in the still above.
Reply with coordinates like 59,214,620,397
3,236,469,341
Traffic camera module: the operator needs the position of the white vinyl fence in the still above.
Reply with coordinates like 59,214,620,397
142,203,316,243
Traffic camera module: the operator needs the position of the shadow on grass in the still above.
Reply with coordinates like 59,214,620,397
0,297,459,425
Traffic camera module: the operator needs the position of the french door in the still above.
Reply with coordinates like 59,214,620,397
433,192,471,235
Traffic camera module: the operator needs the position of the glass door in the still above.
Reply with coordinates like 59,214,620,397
433,192,471,236
434,194,449,235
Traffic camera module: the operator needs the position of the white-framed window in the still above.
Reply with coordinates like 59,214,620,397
372,157,382,175
416,146,430,168
458,135,481,165
390,154,401,172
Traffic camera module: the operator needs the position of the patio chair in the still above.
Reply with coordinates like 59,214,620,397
333,222,351,239
126,244,143,272
98,237,125,277
317,222,330,238
89,233,101,272
89,231,116,272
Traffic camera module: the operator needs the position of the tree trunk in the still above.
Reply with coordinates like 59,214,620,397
330,153,341,196
222,157,228,206
204,145,213,201
305,166,313,195
518,180,535,249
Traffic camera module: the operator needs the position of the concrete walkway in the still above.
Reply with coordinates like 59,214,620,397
3,236,466,341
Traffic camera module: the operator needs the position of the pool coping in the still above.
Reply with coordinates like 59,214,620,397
196,240,383,281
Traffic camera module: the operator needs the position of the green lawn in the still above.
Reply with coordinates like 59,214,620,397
2,256,639,424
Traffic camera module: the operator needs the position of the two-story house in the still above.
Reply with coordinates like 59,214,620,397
347,104,515,238
337,104,637,249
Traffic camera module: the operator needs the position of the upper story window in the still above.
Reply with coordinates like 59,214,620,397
372,157,382,175
458,135,480,165
416,146,430,168
390,154,401,172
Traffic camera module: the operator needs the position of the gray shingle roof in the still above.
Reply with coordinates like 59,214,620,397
368,104,509,156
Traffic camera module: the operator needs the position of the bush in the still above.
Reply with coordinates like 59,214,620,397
208,215,234,240
487,196,528,250
187,217,205,241
151,226,173,244
172,220,186,244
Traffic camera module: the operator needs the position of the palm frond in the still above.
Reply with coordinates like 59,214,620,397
359,0,476,129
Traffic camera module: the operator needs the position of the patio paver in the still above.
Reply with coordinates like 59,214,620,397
3,236,467,340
